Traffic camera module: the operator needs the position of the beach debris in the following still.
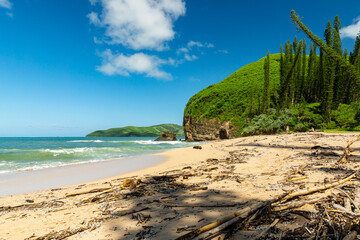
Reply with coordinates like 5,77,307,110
5,133,360,240
122,178,140,188
338,135,360,163
25,199,34,203
177,225,197,233
193,145,202,150
65,187,112,198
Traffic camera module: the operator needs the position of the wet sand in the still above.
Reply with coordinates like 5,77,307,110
0,155,165,197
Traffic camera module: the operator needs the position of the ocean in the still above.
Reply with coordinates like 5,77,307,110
0,137,195,174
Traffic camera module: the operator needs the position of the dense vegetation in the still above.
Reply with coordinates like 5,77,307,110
184,11,360,136
184,54,281,132
86,124,184,137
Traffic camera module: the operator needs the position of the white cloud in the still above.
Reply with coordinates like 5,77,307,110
89,0,186,50
0,0,12,9
97,50,172,80
184,54,198,61
341,17,360,39
6,12,13,18
176,47,189,54
87,12,101,25
187,41,203,48
187,40,214,49
218,49,229,54
175,40,214,62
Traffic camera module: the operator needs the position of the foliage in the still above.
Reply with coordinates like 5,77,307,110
331,102,360,129
86,124,184,137
241,104,324,136
184,12,360,137
184,54,281,128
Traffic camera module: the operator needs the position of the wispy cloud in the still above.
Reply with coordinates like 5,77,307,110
187,40,214,49
88,0,186,51
340,16,360,39
217,49,229,54
97,50,172,80
184,54,198,61
0,0,12,9
175,40,214,63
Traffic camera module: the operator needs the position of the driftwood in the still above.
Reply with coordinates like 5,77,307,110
250,218,279,240
164,203,246,208
281,169,359,202
336,187,360,212
175,201,271,240
65,187,112,198
176,167,359,240
193,215,242,240
354,188,360,212
338,135,360,163
342,231,358,240
287,176,307,182
272,197,322,212
332,204,358,216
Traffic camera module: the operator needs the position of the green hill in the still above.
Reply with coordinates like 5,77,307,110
86,124,184,137
184,54,281,135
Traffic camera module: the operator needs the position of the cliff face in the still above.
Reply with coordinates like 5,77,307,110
183,116,235,141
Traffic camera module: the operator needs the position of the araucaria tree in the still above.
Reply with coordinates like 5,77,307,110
261,10,360,124
262,51,270,112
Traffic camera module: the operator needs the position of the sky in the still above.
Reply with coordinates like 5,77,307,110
0,0,360,137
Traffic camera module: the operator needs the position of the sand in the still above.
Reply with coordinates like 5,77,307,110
0,132,359,239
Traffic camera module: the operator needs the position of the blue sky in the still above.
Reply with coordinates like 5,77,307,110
0,0,359,137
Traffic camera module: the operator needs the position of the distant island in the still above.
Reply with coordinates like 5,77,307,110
86,124,184,137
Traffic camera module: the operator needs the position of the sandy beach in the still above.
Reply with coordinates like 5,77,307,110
0,132,360,239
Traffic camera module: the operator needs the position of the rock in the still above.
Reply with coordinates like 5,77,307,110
183,115,235,141
154,131,177,141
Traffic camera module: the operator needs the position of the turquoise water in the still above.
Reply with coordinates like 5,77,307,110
0,137,194,173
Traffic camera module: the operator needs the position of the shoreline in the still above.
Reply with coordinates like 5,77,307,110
1,132,359,239
0,154,166,197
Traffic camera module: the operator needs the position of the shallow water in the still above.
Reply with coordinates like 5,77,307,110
0,137,193,173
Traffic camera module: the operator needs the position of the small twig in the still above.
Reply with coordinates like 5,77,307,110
335,187,360,212
250,218,279,240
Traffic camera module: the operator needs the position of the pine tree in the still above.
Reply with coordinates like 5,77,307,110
322,21,335,122
332,16,343,108
262,51,271,111
300,40,307,102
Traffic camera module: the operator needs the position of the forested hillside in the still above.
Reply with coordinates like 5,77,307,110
184,11,360,140
87,124,184,137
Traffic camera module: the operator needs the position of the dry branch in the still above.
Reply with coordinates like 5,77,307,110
250,218,279,240
65,187,112,197
338,135,360,163
281,169,359,202
175,201,271,240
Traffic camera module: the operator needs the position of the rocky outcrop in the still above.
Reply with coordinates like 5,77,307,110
154,131,177,141
183,116,235,141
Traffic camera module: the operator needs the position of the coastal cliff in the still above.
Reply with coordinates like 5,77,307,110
183,116,234,141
